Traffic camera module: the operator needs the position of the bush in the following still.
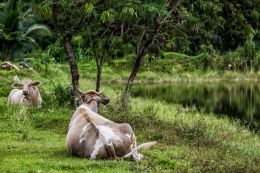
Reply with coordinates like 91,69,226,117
41,83,74,109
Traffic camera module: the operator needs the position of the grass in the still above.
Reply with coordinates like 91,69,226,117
0,61,260,172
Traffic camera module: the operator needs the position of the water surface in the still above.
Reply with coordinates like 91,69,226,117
132,82,260,132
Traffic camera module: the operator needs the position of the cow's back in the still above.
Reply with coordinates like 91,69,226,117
66,114,98,158
8,89,24,105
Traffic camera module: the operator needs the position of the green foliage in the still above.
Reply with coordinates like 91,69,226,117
1,0,259,71
161,52,210,71
167,0,259,55
84,3,94,15
45,41,67,63
0,0,51,61
42,0,92,38
118,0,172,55
50,84,74,108
101,9,116,23
34,1,52,20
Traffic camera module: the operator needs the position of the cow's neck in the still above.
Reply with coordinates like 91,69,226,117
83,102,98,113
79,103,110,124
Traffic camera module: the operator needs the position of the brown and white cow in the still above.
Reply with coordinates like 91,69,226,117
66,90,156,160
8,78,42,106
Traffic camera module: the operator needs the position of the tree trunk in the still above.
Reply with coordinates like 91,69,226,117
5,54,11,61
96,56,104,92
63,38,80,108
3,44,11,61
121,0,182,105
123,47,148,104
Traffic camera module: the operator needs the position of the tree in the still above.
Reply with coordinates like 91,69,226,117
82,4,120,92
81,27,113,92
0,0,51,61
120,0,183,104
37,0,128,105
47,0,92,107
175,0,259,54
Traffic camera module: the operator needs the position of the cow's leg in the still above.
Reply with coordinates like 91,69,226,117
118,123,145,161
85,117,117,159
105,142,121,160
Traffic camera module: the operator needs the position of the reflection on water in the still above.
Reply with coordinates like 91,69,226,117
132,82,260,132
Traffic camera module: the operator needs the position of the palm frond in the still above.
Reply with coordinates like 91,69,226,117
0,0,21,32
24,24,51,37
19,8,34,27
25,36,39,47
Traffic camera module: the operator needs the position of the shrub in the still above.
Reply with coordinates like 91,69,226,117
41,83,74,109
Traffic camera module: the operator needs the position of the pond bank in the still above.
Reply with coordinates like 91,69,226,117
101,77,260,84
78,63,260,83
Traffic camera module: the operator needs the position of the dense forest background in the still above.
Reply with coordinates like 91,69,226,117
1,0,259,65
0,1,258,57
0,0,259,99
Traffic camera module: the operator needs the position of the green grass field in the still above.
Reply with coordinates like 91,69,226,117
0,63,260,172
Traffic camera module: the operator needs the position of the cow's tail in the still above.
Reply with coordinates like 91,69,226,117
122,141,157,159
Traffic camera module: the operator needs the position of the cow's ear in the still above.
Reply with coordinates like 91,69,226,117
81,94,90,102
31,81,42,87
12,83,23,89
100,98,110,105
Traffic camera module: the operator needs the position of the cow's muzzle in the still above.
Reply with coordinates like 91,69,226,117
23,91,29,96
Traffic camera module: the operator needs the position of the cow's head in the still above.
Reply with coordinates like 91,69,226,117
80,90,110,112
12,78,42,99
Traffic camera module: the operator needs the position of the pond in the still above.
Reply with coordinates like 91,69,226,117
132,82,260,132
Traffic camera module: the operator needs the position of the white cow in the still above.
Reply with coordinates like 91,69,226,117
8,78,42,106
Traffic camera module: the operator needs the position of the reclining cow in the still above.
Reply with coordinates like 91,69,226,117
66,90,156,160
8,78,42,106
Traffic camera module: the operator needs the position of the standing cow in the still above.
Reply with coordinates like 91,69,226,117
8,78,42,106
66,90,156,160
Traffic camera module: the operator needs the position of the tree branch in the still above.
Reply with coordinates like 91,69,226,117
51,0,63,40
137,27,146,55
169,0,183,15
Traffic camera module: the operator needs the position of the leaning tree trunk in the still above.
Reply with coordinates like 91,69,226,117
123,47,148,105
63,38,80,108
123,54,142,99
122,28,159,104
122,0,182,106
95,56,104,92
